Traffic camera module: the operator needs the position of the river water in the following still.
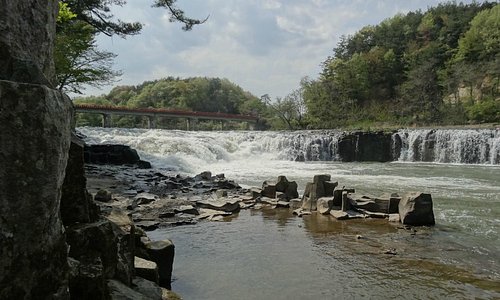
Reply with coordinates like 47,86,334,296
79,127,500,299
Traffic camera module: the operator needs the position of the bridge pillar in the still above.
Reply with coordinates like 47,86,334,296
147,116,156,129
187,118,198,131
102,113,111,128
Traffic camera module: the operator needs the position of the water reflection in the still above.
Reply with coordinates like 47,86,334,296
150,209,500,300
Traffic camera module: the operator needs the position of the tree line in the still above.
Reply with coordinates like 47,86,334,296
64,1,499,130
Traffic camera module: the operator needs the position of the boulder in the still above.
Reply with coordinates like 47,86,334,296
317,197,333,214
195,171,212,181
132,277,163,299
261,181,277,198
135,257,159,284
275,175,289,192
84,144,146,166
398,192,435,226
107,279,152,300
0,81,72,299
285,181,299,199
323,181,338,197
144,240,175,289
95,189,113,202
388,213,401,223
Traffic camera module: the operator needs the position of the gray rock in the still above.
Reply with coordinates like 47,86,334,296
289,199,302,209
388,213,401,222
317,197,333,214
195,171,212,181
61,134,99,225
107,279,150,300
135,257,159,284
216,189,228,198
134,193,158,205
261,180,277,198
95,189,113,202
0,1,58,85
132,277,163,300
276,201,290,208
323,181,338,197
196,198,240,212
175,205,199,215
144,240,175,289
285,181,299,199
399,192,435,226
0,81,72,299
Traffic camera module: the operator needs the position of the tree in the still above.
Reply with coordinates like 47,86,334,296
262,87,307,130
55,4,122,94
55,0,207,93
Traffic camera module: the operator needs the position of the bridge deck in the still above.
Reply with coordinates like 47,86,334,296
74,104,258,122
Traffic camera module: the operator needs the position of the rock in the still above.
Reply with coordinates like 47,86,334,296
135,257,159,284
275,175,289,192
134,193,158,205
289,199,302,209
323,181,338,197
285,181,299,199
195,171,212,181
337,131,394,162
261,181,277,198
196,198,240,213
293,209,311,217
341,191,350,212
398,192,435,226
197,209,232,220
68,257,107,300
330,210,349,220
174,205,199,215
356,209,388,219
0,0,58,85
61,134,99,225
107,279,151,300
136,160,152,169
95,189,113,202
276,192,287,200
132,277,163,299
250,187,262,199
313,174,331,184
388,213,401,223
135,221,160,231
84,144,148,167
0,81,72,299
276,201,290,208
317,197,333,214
330,210,365,220
144,240,175,289
216,189,228,198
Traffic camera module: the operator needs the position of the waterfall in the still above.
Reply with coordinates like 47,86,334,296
78,127,500,168
393,128,500,164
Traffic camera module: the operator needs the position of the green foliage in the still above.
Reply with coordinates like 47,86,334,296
74,77,269,129
55,3,122,93
303,1,499,128
465,98,500,123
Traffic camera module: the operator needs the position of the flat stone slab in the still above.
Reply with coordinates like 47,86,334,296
197,209,232,220
330,210,365,220
196,198,240,212
174,205,199,215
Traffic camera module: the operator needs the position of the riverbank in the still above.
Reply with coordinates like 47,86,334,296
84,163,500,299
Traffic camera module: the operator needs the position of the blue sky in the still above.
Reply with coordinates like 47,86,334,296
85,0,484,99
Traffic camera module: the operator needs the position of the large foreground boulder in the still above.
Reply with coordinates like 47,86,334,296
398,192,435,226
0,80,72,299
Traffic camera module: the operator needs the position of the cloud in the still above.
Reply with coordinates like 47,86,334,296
81,0,483,99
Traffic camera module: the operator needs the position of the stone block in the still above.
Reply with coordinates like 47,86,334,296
399,192,435,226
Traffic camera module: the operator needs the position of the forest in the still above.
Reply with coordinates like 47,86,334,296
72,2,499,130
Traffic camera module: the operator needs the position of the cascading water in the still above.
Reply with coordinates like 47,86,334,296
393,128,500,164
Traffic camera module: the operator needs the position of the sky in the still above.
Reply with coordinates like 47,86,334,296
84,0,483,99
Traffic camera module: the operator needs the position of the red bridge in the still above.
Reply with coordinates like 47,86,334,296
74,104,258,130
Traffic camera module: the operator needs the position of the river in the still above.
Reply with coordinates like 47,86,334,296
79,127,500,299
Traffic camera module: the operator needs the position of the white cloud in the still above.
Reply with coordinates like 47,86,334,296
80,0,484,99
